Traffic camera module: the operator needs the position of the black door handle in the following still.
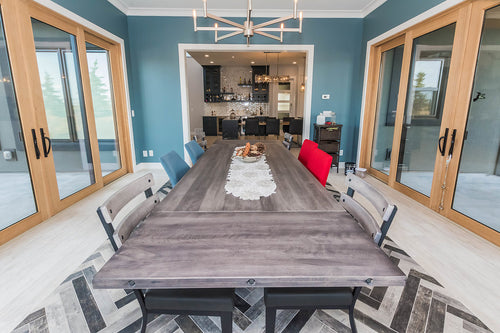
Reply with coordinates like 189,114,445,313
438,128,449,157
448,129,457,157
31,129,40,160
40,128,51,158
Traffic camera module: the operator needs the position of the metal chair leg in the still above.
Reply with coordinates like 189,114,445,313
349,287,362,333
221,311,233,333
265,307,276,333
134,290,148,333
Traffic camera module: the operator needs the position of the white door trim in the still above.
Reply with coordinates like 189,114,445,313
357,0,466,166
178,43,314,162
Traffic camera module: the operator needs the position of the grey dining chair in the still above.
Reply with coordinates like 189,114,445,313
96,173,234,333
345,174,398,247
282,133,293,150
264,192,394,333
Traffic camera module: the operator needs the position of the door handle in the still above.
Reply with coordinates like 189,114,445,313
40,128,51,158
448,129,457,157
438,128,449,157
31,129,40,160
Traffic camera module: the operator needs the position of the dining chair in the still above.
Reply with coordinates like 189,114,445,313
185,140,205,164
282,116,293,133
306,148,332,187
222,119,239,140
297,139,318,166
96,173,234,333
245,117,259,137
264,193,387,333
289,118,303,144
345,174,398,246
266,117,280,139
159,151,190,188
282,133,293,150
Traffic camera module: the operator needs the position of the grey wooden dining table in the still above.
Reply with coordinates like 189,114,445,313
93,140,406,290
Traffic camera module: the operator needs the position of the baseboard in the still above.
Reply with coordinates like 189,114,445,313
135,162,163,171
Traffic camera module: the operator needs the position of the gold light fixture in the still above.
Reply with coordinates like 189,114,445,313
193,0,303,45
255,52,290,83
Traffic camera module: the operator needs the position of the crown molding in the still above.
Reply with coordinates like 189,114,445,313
107,0,129,15
361,0,387,17
108,1,387,18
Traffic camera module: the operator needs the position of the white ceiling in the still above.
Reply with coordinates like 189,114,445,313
189,51,306,66
108,0,386,18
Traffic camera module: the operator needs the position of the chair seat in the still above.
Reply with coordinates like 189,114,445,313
145,288,234,312
265,287,353,308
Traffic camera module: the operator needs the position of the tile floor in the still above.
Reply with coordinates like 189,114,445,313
1,153,499,332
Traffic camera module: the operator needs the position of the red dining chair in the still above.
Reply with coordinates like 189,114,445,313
306,148,332,187
297,139,318,166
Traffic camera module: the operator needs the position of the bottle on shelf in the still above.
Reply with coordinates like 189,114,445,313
239,77,242,84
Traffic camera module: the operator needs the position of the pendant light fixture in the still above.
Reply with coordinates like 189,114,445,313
255,52,290,83
300,55,306,92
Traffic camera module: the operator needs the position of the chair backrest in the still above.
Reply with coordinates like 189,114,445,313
222,119,239,139
289,118,303,135
160,151,190,188
298,139,318,166
306,148,332,187
266,118,280,135
97,173,159,251
340,193,382,245
245,118,259,135
185,140,205,164
345,174,397,246
282,133,293,150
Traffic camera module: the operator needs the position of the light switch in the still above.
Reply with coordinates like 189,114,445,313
142,150,148,157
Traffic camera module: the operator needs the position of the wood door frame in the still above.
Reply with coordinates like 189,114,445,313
360,0,500,246
360,35,405,185
0,0,133,245
441,0,500,246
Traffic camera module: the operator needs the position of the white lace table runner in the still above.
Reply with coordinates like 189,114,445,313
225,148,277,200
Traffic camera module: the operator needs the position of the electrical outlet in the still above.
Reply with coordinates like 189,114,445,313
322,94,330,100
142,150,148,157
339,149,343,156
148,150,154,157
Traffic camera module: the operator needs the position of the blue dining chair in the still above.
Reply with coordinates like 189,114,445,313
160,151,190,188
185,140,205,164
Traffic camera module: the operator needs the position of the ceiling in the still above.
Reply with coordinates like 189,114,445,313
108,0,386,18
188,51,306,67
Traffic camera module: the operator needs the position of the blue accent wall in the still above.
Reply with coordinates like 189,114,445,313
51,0,128,39
127,17,363,163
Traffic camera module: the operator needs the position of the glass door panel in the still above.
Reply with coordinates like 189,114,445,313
32,19,95,199
86,42,121,176
452,5,500,232
371,44,404,175
0,10,37,230
396,24,456,197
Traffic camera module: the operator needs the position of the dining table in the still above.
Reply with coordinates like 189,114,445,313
93,140,406,291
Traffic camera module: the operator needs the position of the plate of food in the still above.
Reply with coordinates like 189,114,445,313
235,142,266,162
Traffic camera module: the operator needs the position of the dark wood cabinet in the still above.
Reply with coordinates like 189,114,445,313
203,65,221,102
251,66,269,103
313,123,342,172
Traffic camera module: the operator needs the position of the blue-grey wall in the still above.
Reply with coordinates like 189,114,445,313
127,17,363,163
348,0,449,156
52,0,128,39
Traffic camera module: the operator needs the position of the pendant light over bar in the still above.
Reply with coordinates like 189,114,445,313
193,0,303,45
